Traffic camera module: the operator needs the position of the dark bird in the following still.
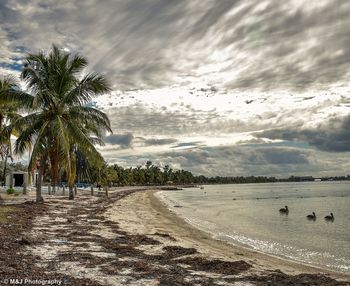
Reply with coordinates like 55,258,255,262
307,212,316,220
279,206,289,214
324,213,334,221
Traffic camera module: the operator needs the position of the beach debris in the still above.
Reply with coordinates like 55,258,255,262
162,246,197,258
246,271,348,286
153,232,177,241
176,257,251,275
15,236,31,245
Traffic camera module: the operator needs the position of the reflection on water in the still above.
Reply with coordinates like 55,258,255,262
157,182,350,273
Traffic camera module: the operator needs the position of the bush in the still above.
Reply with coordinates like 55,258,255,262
6,188,15,194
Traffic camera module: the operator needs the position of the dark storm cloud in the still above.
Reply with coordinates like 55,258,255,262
105,145,320,177
1,1,350,90
256,115,350,152
226,1,350,90
106,104,268,136
236,138,267,145
103,133,133,148
142,138,177,146
161,146,311,172
247,148,309,165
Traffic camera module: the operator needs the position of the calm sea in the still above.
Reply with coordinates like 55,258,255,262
156,182,350,273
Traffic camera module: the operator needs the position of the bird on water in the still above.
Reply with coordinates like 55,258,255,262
324,213,334,221
307,212,316,220
279,206,289,214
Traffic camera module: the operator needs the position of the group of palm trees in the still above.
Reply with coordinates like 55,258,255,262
99,162,196,187
0,45,112,202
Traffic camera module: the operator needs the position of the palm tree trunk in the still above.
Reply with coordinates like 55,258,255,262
36,164,44,203
69,186,74,200
68,150,76,200
50,150,60,193
2,148,8,185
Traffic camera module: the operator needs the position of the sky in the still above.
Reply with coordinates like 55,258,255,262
1,0,350,177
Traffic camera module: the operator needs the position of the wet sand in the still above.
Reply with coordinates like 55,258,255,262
109,190,350,281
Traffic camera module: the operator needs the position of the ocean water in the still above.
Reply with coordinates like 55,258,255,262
156,182,350,273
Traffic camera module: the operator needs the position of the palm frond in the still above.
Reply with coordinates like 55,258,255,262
65,119,104,164
14,114,46,155
68,54,88,74
67,106,112,132
63,73,111,105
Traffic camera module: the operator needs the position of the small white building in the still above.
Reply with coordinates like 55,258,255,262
5,171,39,188
6,171,28,187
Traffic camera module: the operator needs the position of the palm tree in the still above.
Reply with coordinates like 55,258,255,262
14,45,112,200
0,76,27,186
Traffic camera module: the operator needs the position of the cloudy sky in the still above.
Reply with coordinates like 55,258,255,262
2,0,350,177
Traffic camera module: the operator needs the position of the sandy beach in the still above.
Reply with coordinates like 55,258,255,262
109,190,350,279
0,187,349,286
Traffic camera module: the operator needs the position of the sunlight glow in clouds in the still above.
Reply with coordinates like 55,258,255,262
1,0,350,176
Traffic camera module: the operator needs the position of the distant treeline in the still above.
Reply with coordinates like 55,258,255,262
2,160,350,187
278,175,350,182
70,160,279,186
74,161,350,187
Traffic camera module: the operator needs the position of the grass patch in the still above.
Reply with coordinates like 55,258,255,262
0,206,15,224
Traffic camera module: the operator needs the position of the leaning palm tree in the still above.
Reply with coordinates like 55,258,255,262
14,45,112,200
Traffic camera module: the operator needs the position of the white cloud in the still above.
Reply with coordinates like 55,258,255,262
1,0,350,176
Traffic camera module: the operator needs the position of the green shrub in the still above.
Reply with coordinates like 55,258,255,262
6,188,15,194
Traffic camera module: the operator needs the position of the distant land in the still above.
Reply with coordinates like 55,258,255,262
197,175,350,185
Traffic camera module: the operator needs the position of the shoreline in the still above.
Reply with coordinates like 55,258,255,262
1,187,349,285
145,190,349,280
152,190,349,278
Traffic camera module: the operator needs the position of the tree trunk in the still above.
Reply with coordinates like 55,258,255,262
36,164,44,203
2,148,8,185
67,150,76,200
69,186,74,200
49,151,60,191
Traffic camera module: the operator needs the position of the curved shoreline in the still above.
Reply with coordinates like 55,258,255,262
2,186,347,285
147,190,350,281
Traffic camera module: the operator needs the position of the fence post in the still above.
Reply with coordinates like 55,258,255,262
74,186,77,196
105,187,109,197
48,185,51,195
91,186,94,196
62,186,65,196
